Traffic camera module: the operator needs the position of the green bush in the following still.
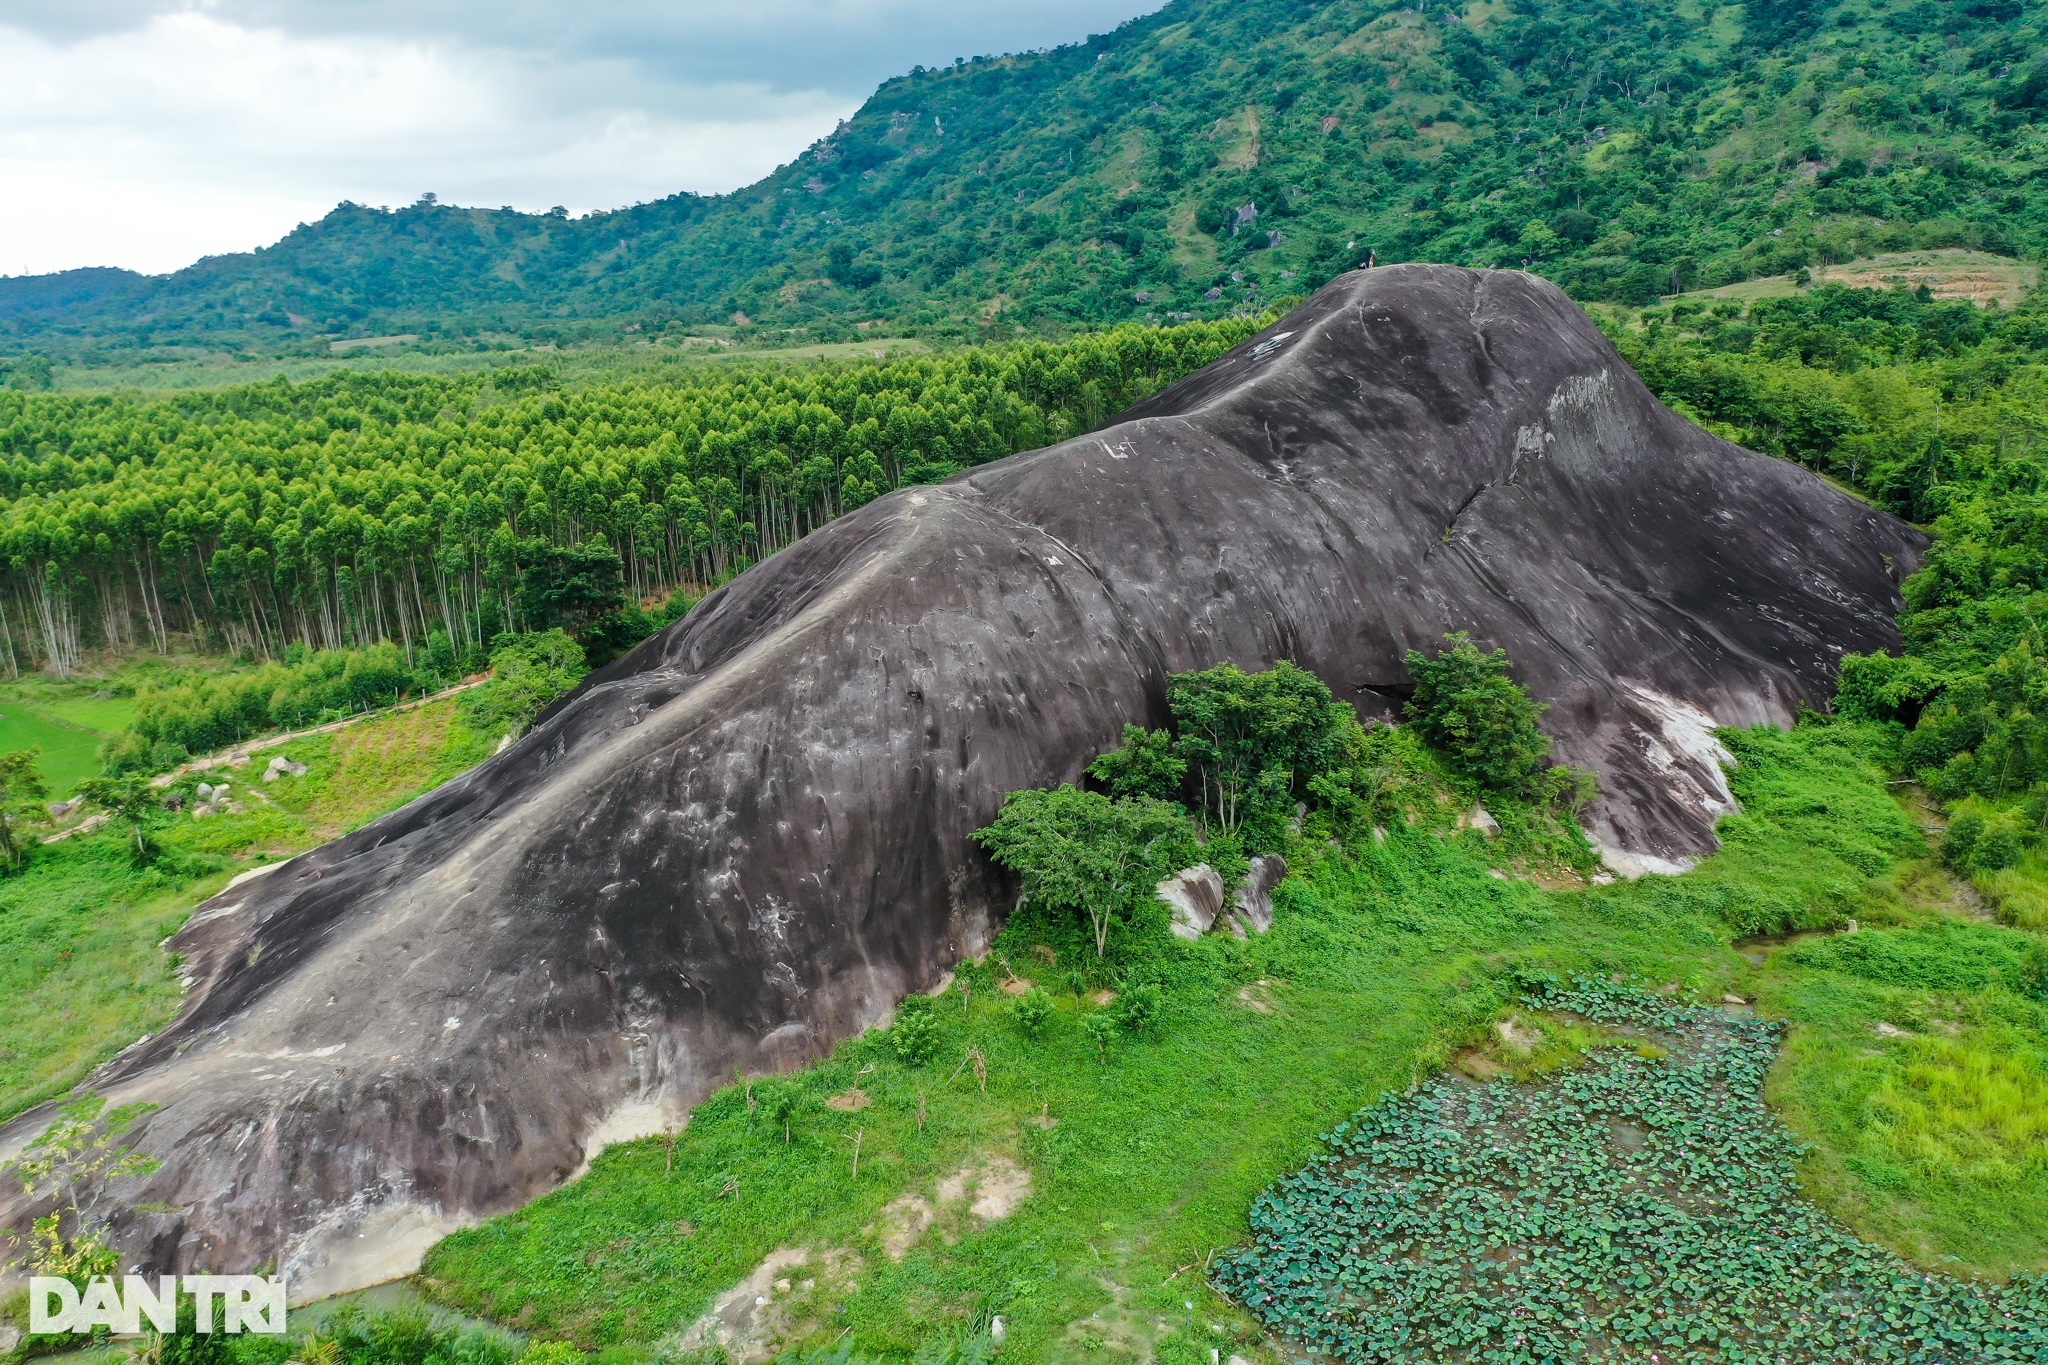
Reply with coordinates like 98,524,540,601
1943,811,1986,868
2018,944,2048,1003
1080,1010,1118,1063
1009,987,1054,1038
1112,981,1163,1034
458,630,588,740
1405,633,1553,795
1970,820,2024,872
518,1345,585,1365
890,996,942,1066
753,1078,810,1143
104,640,465,775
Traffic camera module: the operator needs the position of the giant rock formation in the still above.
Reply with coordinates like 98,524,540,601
0,265,1924,1294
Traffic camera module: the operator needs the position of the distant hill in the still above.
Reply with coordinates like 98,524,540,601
5,0,2044,359
0,266,144,320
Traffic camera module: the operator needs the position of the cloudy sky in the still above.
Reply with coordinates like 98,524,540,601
0,0,1163,278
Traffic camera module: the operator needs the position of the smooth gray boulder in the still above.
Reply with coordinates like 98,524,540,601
1157,864,1227,940
0,265,1922,1294
1228,855,1288,938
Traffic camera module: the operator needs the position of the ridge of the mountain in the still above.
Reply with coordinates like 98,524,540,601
3,0,2043,359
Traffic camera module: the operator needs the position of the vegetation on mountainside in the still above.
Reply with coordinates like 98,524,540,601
0,321,1253,683
1601,280,2048,928
0,92,2044,1355
3,0,2043,357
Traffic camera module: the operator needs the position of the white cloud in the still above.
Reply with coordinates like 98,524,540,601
0,1,1161,277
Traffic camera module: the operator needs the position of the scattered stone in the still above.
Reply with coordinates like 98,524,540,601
1721,994,1747,1006
46,797,78,819
1874,1021,1912,1038
263,756,309,782
1460,804,1500,835
1156,863,1225,940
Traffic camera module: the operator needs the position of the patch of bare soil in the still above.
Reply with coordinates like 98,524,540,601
869,1155,1033,1262
670,1246,862,1363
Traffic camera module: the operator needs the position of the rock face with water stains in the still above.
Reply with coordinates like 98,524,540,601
0,265,1922,1295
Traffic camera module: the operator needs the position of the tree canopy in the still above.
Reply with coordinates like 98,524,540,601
971,785,1200,956
0,320,1253,681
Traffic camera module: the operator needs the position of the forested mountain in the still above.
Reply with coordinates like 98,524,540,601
3,0,2043,360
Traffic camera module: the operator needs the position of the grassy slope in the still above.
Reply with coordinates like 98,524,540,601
0,697,490,1124
418,722,2048,1360
0,679,135,796
1760,861,2048,1280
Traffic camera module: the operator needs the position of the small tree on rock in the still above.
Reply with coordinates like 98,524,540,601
1167,661,1351,841
1404,634,1553,795
2,1092,160,1285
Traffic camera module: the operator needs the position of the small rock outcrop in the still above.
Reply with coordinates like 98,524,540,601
263,757,308,783
0,265,1922,1294
1157,864,1227,940
1228,855,1288,938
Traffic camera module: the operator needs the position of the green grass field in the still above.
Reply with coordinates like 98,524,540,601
0,680,134,795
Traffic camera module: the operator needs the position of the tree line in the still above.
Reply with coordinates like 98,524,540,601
0,320,1256,679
